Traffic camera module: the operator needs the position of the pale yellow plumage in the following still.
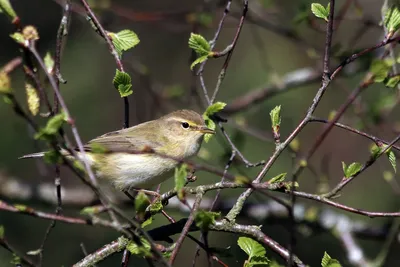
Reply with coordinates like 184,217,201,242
21,109,214,190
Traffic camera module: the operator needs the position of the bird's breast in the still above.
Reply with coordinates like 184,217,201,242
94,153,177,190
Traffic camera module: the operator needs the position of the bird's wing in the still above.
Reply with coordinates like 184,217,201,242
82,122,163,153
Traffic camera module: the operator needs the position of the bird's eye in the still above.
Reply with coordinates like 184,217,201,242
181,122,190,129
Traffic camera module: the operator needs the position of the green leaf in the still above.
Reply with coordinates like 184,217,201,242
247,255,270,267
43,150,63,164
204,102,227,116
385,76,400,88
370,143,382,159
109,29,140,57
321,252,342,267
135,191,150,216
35,112,67,140
14,204,28,212
80,206,98,215
202,102,226,142
189,33,211,70
10,254,21,265
0,225,4,239
0,0,17,20
0,71,11,93
384,6,400,32
268,173,286,184
126,237,152,257
25,83,40,116
311,3,330,22
174,164,187,199
342,161,362,178
188,33,210,56
237,237,266,259
387,150,397,173
190,55,208,70
147,198,163,214
194,210,220,231
113,69,133,97
9,32,25,45
370,59,393,82
44,52,54,73
141,217,152,228
269,105,281,133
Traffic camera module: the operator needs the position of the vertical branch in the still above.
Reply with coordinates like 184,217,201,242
197,0,232,104
79,0,130,128
210,0,248,104
169,192,203,265
289,2,335,265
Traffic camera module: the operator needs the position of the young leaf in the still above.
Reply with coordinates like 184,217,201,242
387,150,397,173
0,225,4,239
44,52,55,74
147,198,163,215
10,32,25,45
141,217,152,228
25,83,40,116
385,76,400,88
188,33,211,70
321,252,342,267
135,191,150,216
80,206,102,215
202,102,226,142
311,3,330,22
194,210,220,231
237,237,266,259
0,0,17,21
35,112,67,140
113,69,133,97
126,237,152,257
190,55,208,70
342,162,362,178
205,102,227,116
269,105,281,133
384,6,400,32
108,29,140,57
174,164,187,199
247,255,270,267
370,143,382,159
369,59,392,82
0,71,11,93
188,33,210,56
268,173,286,184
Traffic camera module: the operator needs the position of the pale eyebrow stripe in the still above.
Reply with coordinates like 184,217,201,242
166,117,197,125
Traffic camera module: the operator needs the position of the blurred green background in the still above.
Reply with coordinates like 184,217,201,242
1,0,399,266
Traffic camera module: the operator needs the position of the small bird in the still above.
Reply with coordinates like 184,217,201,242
21,109,215,191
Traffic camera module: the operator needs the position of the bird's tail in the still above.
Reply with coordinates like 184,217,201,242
19,152,45,159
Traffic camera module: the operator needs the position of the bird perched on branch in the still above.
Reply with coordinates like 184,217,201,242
21,109,214,191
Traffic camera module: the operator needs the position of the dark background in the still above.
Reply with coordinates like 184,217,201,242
1,0,399,266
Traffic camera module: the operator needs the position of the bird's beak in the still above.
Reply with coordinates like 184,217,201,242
197,126,215,134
